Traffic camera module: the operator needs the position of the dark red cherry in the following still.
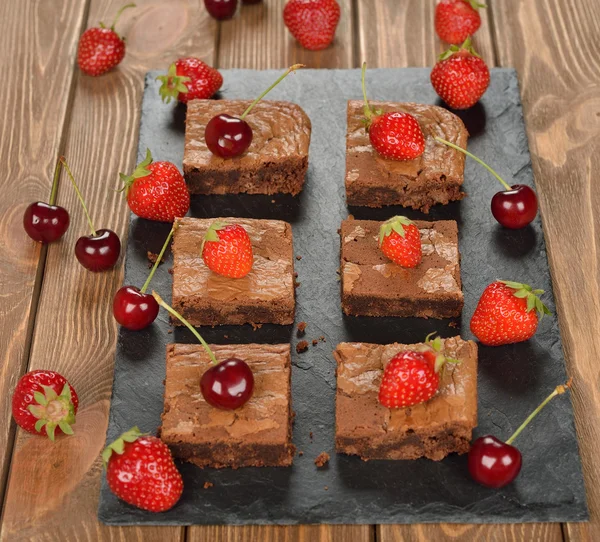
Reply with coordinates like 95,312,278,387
205,114,253,158
204,0,238,19
200,358,254,410
468,435,522,488
113,286,159,330
23,202,70,243
491,184,538,229
75,229,121,272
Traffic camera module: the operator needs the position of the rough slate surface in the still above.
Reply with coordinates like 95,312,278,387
98,69,588,525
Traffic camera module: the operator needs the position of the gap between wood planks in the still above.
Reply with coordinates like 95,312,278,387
0,0,93,517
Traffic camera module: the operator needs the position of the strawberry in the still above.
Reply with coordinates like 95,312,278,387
470,280,551,346
430,37,490,110
361,63,425,160
378,334,458,409
103,427,183,513
12,370,79,441
435,0,485,44
77,3,135,76
120,149,190,223
283,0,341,51
156,58,223,104
379,216,422,268
201,222,254,278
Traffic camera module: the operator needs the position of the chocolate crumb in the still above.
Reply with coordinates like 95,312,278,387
448,321,459,328
296,255,302,260
167,329,173,334
314,452,330,468
147,251,166,265
223,334,229,339
297,321,307,336
296,341,309,354
294,272,298,278
203,481,213,489
312,339,318,346
298,451,304,456
250,323,263,331
324,486,329,491
309,432,313,440
168,267,174,275
319,336,326,342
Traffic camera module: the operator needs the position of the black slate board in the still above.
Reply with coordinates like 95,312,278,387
98,68,588,525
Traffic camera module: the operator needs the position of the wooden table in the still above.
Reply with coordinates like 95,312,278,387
1,0,598,540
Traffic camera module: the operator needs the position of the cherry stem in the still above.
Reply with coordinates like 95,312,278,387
434,137,512,192
361,62,372,121
505,379,572,445
140,224,177,294
240,64,305,120
152,291,219,365
59,157,97,237
111,3,136,31
49,156,62,206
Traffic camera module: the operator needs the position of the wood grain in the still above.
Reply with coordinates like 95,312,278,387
188,525,373,542
218,0,354,69
0,0,89,508
488,1,600,541
0,1,216,540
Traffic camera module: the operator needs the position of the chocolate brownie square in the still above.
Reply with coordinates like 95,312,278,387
340,218,463,318
160,343,295,468
172,217,295,326
345,101,468,212
184,100,311,196
335,337,478,461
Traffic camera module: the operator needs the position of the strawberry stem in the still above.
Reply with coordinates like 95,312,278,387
140,224,177,294
505,380,571,445
434,137,512,191
240,64,305,120
152,291,219,365
49,156,62,206
110,3,136,31
60,157,97,237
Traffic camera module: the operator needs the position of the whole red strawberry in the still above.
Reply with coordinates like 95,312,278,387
156,58,223,104
283,0,340,51
201,222,254,278
361,63,425,160
120,149,190,222
379,335,458,409
77,3,135,76
379,216,422,268
435,0,485,44
103,427,183,512
12,370,79,440
430,38,490,110
470,280,551,346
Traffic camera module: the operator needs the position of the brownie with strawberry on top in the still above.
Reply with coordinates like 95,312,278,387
171,217,295,326
345,100,468,212
183,99,311,196
160,343,295,468
335,336,478,461
340,217,463,318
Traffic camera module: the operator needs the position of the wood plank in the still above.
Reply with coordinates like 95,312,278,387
488,2,600,541
0,1,216,540
188,525,373,542
190,2,370,541
357,1,563,540
0,0,89,507
218,0,354,69
357,0,496,68
377,523,562,542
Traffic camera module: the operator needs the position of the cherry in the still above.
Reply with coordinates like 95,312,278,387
61,158,121,272
204,0,237,20
491,184,538,229
23,158,70,243
200,358,254,410
205,64,304,159
152,292,255,410
75,229,121,272
113,224,177,330
468,381,571,488
434,137,539,229
205,114,253,158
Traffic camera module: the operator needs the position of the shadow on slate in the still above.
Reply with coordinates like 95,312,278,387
99,69,587,525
